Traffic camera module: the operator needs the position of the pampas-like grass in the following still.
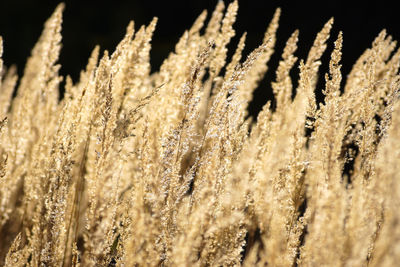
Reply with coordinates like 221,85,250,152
1,1,400,266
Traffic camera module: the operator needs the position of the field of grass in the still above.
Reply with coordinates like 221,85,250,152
1,1,400,266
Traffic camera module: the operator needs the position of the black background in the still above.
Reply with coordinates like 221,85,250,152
0,0,399,115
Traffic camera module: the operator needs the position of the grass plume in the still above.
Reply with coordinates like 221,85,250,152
1,1,400,266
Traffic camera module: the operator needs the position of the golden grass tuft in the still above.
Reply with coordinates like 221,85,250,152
1,1,400,266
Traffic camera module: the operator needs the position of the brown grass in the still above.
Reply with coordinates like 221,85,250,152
1,1,400,266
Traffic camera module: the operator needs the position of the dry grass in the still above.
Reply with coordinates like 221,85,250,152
1,1,400,266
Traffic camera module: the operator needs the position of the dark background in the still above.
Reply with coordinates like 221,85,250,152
0,0,399,115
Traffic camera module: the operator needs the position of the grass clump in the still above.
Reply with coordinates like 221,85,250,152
1,1,400,266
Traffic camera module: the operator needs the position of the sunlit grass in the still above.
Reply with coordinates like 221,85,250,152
1,1,400,266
